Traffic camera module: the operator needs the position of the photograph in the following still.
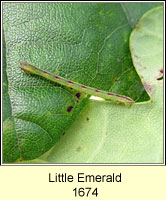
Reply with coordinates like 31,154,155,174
2,2,164,164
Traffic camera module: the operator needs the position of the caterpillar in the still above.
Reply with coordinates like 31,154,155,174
20,62,135,106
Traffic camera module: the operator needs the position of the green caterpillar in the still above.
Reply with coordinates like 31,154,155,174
20,62,135,106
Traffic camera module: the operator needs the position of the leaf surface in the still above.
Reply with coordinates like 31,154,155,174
121,2,163,27
3,3,160,162
35,6,163,163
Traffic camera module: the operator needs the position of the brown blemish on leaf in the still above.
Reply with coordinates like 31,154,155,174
7,121,14,129
135,23,140,29
156,76,163,81
76,146,81,152
117,58,120,62
17,158,23,162
143,81,154,94
139,66,147,71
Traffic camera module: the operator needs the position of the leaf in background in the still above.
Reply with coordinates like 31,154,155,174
3,3,160,163
121,2,163,27
34,6,163,164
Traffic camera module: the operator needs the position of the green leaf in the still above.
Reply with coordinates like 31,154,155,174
34,6,163,163
3,3,158,163
121,2,163,27
130,6,163,84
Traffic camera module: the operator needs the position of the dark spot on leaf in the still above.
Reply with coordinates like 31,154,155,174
76,93,81,99
17,158,23,162
95,90,100,92
117,58,120,62
76,146,81,152
67,106,73,112
155,69,163,82
68,80,73,84
114,79,118,82
86,117,89,121
7,121,13,128
62,132,65,136
55,76,60,79
143,81,154,94
157,76,163,81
